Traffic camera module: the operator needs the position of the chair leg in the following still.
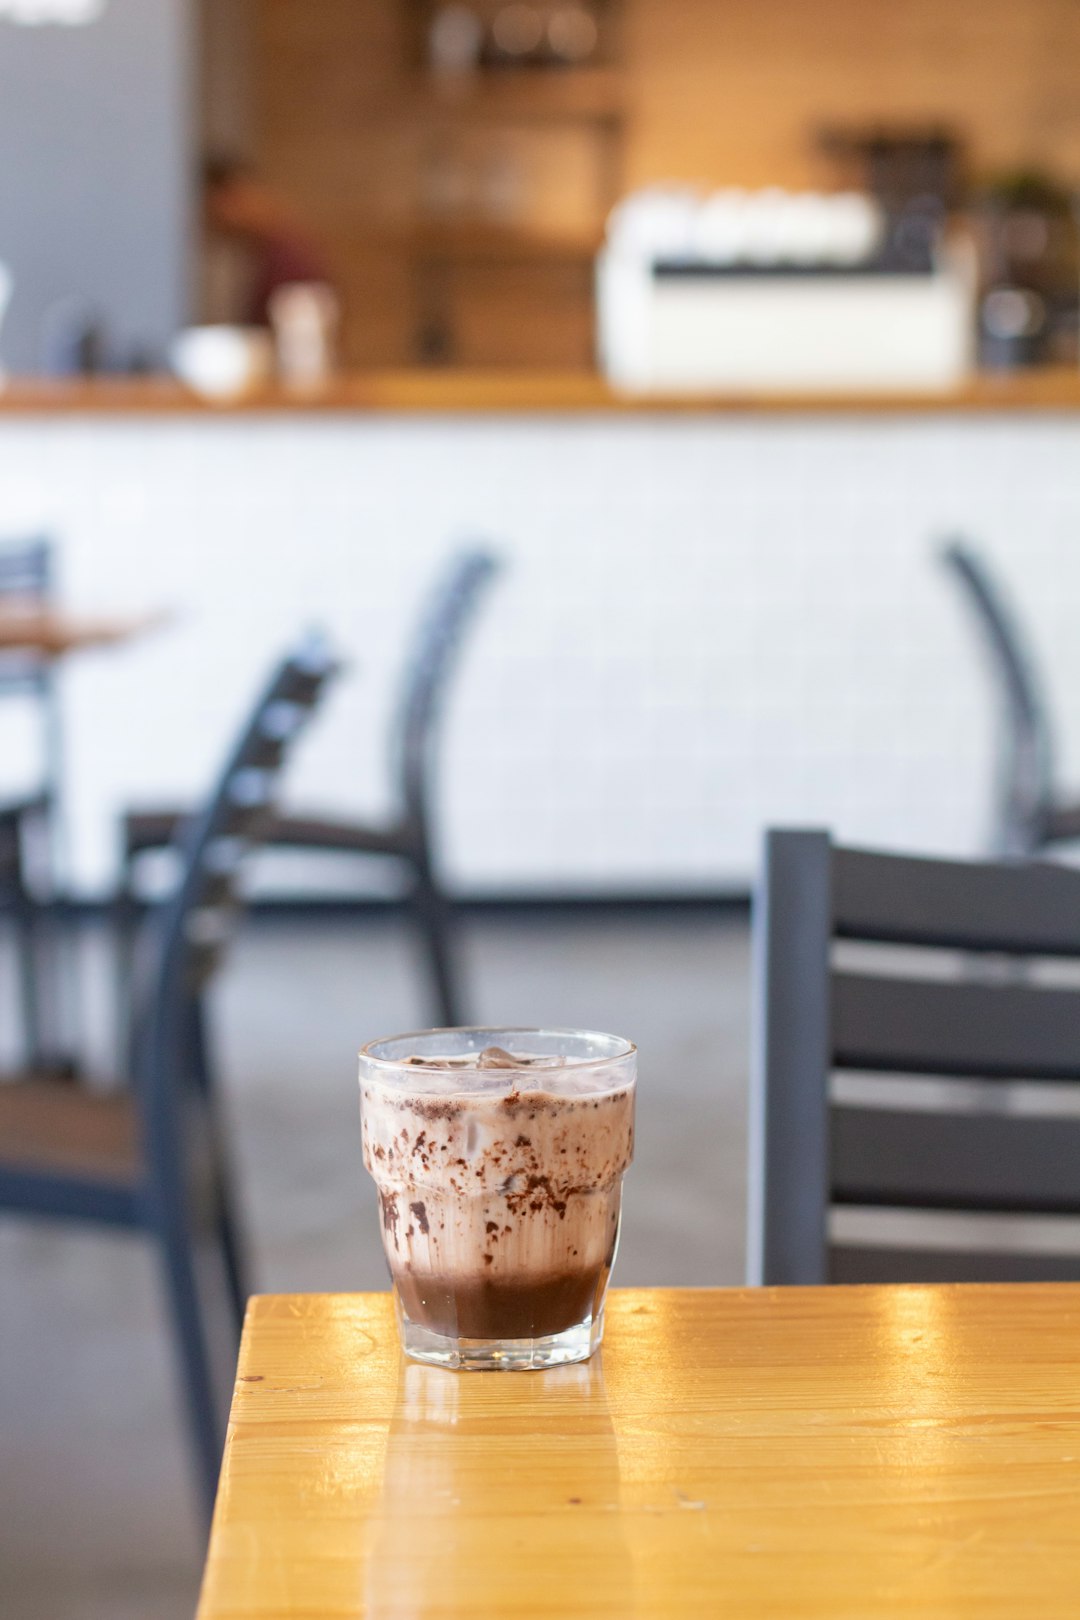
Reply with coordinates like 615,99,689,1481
15,803,78,1076
184,1003,249,1330
153,1216,227,1531
205,1124,248,1333
409,860,466,1028
12,880,45,1069
216,1195,249,1334
112,859,142,1075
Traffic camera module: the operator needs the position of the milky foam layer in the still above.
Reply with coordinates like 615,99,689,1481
360,1063,635,1295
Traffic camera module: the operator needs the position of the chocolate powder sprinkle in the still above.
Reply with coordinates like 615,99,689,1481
380,1192,399,1243
407,1097,464,1123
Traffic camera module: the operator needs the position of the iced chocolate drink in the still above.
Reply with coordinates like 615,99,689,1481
360,1028,636,1370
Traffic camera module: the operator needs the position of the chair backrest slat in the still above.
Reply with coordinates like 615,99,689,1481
0,536,54,698
833,971,1080,1081
830,1245,1080,1285
0,536,51,598
751,828,1080,1286
134,633,340,1049
833,846,1080,954
831,1103,1080,1215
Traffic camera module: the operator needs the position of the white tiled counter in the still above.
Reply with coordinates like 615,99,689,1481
2,385,1079,897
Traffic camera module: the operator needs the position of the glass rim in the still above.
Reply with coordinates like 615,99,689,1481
358,1025,636,1077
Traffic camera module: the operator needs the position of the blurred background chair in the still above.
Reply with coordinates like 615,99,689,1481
941,538,1080,856
121,547,499,1029
749,826,1080,1286
0,777,52,1074
0,632,339,1524
0,536,69,1070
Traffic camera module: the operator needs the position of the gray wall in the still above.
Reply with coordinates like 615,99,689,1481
0,0,191,374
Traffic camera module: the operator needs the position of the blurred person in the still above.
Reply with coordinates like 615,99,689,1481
202,154,335,327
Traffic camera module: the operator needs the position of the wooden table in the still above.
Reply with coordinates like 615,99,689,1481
198,1285,1080,1618
0,607,166,657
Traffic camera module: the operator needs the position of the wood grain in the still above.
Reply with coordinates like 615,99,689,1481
232,0,1080,365
250,0,619,367
626,0,1080,193
197,1285,1080,1618
7,368,1080,416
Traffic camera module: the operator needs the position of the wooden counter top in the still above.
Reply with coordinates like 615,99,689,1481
4,367,1080,416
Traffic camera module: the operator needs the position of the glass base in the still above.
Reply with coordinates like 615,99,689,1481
396,1297,605,1371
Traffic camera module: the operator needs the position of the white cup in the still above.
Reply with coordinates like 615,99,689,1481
823,194,884,266
694,190,750,264
268,282,340,390
170,325,274,401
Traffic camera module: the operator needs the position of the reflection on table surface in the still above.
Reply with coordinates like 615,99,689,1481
364,1355,635,1618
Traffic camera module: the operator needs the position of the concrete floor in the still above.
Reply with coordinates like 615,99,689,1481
0,911,750,1620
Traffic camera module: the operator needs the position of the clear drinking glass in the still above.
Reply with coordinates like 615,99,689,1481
359,1027,636,1370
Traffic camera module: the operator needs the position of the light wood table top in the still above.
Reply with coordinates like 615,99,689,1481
0,607,166,657
198,1284,1080,1618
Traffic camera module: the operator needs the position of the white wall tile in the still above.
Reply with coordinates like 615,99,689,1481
1,410,1078,894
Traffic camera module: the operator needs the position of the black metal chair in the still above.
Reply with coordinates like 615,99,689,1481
0,632,339,1524
0,536,68,1068
940,538,1080,856
749,827,1080,1287
121,548,499,1028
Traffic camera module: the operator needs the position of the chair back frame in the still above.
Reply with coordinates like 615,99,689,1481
391,548,499,848
750,827,1080,1287
941,539,1055,855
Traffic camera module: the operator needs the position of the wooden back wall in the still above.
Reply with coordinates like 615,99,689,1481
201,0,1080,367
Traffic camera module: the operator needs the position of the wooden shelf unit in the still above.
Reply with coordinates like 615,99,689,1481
407,65,626,124
244,1,627,369
405,0,624,76
400,4,627,366
402,221,605,261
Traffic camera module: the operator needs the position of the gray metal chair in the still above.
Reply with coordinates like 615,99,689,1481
0,791,50,1066
749,827,1080,1287
121,548,499,1027
0,632,339,1525
941,538,1080,856
0,536,69,1069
